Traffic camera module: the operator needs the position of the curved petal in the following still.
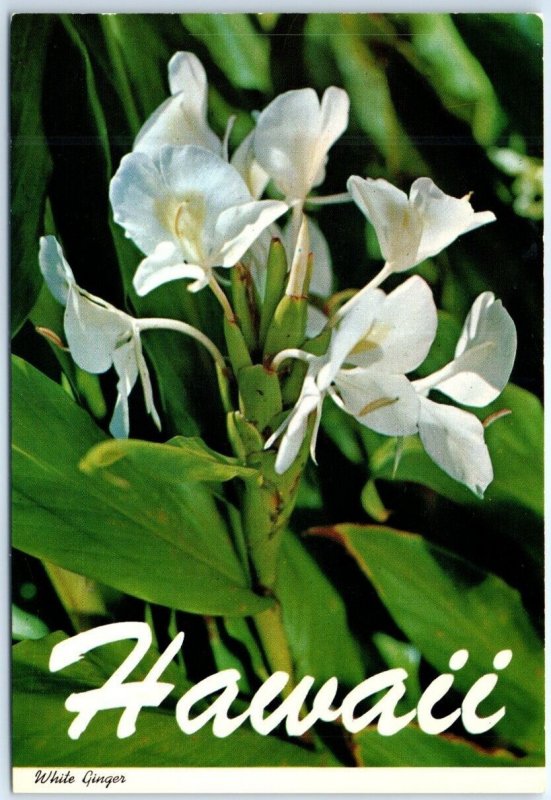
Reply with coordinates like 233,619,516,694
133,94,222,159
133,242,206,296
430,292,517,407
335,369,419,436
347,275,438,374
347,176,421,270
38,235,75,305
418,398,493,497
109,339,139,438
64,289,129,374
317,288,385,389
213,200,288,267
110,152,173,255
168,51,208,100
254,87,348,201
231,130,270,199
274,376,322,474
411,178,496,264
283,216,333,297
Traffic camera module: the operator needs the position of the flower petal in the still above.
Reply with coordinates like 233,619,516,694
274,376,321,474
318,288,385,389
214,200,288,267
418,397,493,497
282,216,333,298
64,289,129,374
347,275,438,374
411,178,496,264
431,292,517,407
38,236,75,305
231,130,270,199
110,152,173,255
133,52,222,158
109,339,139,438
254,87,348,201
335,369,419,436
133,241,206,296
347,176,421,270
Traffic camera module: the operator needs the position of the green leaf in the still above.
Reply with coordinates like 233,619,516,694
361,479,390,523
276,533,365,688
13,632,338,767
181,14,272,94
12,604,49,642
12,356,271,617
404,14,506,147
356,725,531,767
80,436,256,484
369,384,543,516
10,15,53,335
309,524,544,752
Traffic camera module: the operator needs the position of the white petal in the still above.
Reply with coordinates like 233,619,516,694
64,288,129,374
133,242,206,296
335,369,419,436
418,398,493,497
168,51,208,99
318,288,385,389
133,52,222,158
347,176,421,270
109,339,139,439
306,304,328,338
38,236,75,305
133,95,222,160
231,130,270,199
254,87,348,201
411,178,496,264
110,152,173,255
347,275,438,374
307,217,333,297
135,341,162,431
213,200,288,267
274,378,321,474
432,292,517,407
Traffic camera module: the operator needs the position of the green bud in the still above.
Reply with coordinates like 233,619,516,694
223,316,253,376
227,411,264,463
238,364,283,432
262,294,308,360
231,262,259,352
259,238,288,347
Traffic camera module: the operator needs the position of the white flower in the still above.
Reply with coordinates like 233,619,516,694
133,51,222,159
253,87,349,204
412,292,517,496
38,236,160,439
347,176,496,273
267,276,437,473
109,144,287,296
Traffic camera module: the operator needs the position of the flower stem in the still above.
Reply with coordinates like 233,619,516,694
209,275,237,322
137,318,226,370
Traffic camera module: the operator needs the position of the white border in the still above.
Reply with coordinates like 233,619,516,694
3,4,547,800
11,767,549,795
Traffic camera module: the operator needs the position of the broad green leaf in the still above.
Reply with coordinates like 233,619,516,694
181,14,272,94
13,633,338,767
357,725,532,767
80,436,256,484
309,524,544,752
12,604,49,641
373,633,422,707
12,356,271,616
276,533,365,688
403,14,506,147
306,15,425,176
10,15,53,335
369,384,543,516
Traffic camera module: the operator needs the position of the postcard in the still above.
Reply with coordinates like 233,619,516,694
10,11,545,794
